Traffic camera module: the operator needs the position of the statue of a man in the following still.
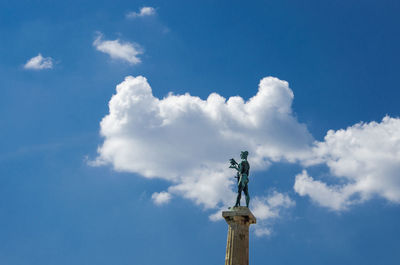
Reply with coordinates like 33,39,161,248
229,151,250,207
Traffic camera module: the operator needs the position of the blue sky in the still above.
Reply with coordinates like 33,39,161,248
1,0,400,264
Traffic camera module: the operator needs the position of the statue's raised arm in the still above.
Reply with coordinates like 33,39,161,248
229,158,239,170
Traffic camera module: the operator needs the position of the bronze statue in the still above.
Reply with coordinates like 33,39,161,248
229,151,250,207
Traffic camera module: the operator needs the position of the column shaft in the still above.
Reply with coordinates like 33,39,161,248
222,207,256,265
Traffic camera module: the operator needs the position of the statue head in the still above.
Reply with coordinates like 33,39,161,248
240,151,249,160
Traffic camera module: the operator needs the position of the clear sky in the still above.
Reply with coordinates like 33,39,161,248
1,0,400,264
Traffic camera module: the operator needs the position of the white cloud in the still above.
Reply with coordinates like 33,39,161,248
92,75,312,211
24,53,53,70
151,191,172,205
126,7,156,18
252,191,295,237
294,170,355,211
208,208,225,221
93,33,142,64
254,227,271,237
296,116,400,211
254,193,295,219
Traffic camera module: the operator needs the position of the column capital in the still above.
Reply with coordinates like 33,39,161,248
222,206,257,225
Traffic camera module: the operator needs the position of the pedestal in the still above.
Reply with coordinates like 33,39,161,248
222,207,256,265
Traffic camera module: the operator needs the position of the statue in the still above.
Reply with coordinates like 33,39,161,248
229,151,250,207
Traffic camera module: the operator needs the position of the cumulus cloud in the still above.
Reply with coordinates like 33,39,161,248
93,33,142,64
151,191,172,205
126,7,156,18
294,170,355,211
252,191,295,236
24,53,53,70
92,75,312,211
295,117,400,211
254,227,272,237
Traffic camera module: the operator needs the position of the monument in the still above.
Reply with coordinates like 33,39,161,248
229,151,250,207
222,151,256,265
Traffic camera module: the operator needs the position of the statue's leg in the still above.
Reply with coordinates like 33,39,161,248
235,183,243,207
244,184,250,207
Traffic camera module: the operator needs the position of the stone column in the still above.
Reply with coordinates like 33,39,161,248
222,206,256,265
